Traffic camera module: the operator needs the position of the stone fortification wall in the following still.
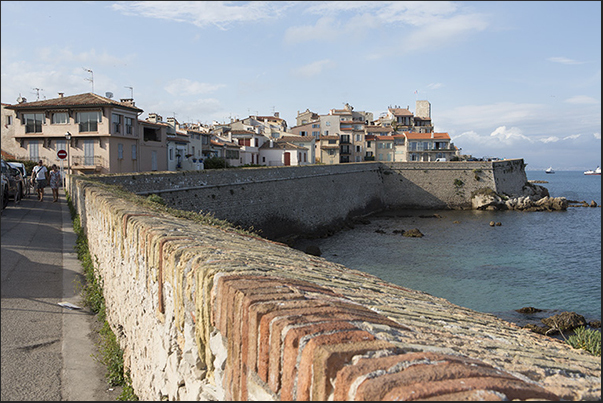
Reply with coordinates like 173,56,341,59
93,160,528,240
93,163,386,240
66,176,600,401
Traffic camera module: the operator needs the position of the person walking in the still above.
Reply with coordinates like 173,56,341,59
32,160,49,201
49,164,61,203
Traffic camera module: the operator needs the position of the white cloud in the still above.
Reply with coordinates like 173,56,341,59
564,95,599,105
291,59,335,78
287,1,488,52
111,1,288,30
38,48,132,67
164,78,225,96
439,102,545,132
547,56,584,65
402,13,488,52
426,83,443,90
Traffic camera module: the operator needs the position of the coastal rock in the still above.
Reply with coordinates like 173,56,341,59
402,228,423,237
589,200,598,208
522,323,549,335
304,244,322,257
472,194,568,211
588,320,601,328
541,311,587,332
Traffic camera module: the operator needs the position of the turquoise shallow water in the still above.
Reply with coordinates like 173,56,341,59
307,171,601,325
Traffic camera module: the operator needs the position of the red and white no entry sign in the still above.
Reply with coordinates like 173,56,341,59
57,149,67,159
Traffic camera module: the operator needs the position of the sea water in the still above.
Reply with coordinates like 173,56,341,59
303,170,601,325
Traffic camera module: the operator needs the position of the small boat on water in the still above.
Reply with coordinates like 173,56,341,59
545,166,554,174
584,166,601,175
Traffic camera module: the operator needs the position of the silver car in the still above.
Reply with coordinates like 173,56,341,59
1,159,24,204
7,161,29,198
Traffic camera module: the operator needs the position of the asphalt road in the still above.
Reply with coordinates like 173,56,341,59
1,192,120,400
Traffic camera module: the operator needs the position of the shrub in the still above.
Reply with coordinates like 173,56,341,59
203,156,228,169
566,327,601,356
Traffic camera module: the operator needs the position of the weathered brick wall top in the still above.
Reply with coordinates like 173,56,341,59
67,171,601,401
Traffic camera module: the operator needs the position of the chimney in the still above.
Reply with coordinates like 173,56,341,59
58,92,64,98
120,98,135,107
431,132,434,139
274,112,279,118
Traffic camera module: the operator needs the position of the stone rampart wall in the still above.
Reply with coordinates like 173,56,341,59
66,175,601,401
92,160,527,240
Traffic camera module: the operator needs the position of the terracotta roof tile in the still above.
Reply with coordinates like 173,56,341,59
4,92,143,112
388,108,413,116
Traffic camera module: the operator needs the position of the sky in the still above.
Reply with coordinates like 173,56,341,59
1,1,600,171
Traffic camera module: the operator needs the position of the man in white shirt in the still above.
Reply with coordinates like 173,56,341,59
32,160,49,201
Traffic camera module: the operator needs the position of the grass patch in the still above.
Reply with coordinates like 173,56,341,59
566,327,601,356
66,191,139,401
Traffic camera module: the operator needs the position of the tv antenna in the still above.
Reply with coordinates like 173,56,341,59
83,68,94,93
125,86,133,98
32,87,43,101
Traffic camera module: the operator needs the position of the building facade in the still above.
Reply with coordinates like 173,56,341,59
2,92,170,174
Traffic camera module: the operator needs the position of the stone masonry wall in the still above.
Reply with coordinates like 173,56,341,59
92,160,527,240
67,175,601,401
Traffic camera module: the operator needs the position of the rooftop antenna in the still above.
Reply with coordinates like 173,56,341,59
83,68,94,93
32,87,43,101
125,86,133,98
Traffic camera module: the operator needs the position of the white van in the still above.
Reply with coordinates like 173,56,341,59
435,158,447,162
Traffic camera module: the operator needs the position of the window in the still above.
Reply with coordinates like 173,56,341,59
131,145,137,160
325,121,331,126
312,124,319,128
112,113,122,134
118,143,123,160
324,130,329,135
312,131,319,137
84,140,94,165
77,111,101,132
52,112,68,124
409,142,417,151
366,141,372,148
24,113,44,133
5,115,12,125
29,140,40,160
300,131,307,136
125,117,133,134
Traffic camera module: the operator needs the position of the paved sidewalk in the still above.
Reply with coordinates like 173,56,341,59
1,192,120,400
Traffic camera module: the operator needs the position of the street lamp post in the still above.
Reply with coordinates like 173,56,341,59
65,132,71,187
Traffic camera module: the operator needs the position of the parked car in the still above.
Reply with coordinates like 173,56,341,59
7,162,28,198
1,159,24,203
435,158,447,162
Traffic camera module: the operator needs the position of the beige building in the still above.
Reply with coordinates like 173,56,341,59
319,103,373,163
2,92,167,174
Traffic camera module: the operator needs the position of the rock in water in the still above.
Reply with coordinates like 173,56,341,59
403,228,423,237
305,245,322,257
541,312,587,332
